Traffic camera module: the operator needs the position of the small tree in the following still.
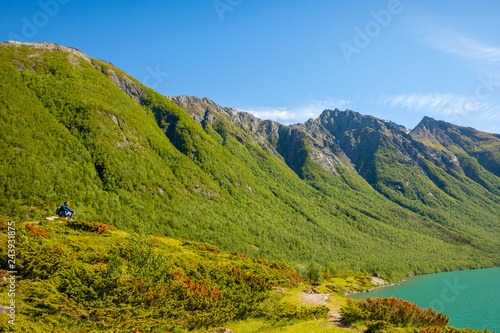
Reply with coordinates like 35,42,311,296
325,264,338,276
305,262,323,285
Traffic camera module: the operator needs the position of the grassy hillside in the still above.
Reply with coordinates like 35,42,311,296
0,42,498,281
0,219,490,333
0,218,315,332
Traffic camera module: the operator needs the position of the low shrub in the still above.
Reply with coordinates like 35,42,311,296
24,223,51,237
65,219,115,234
341,297,449,328
366,320,394,333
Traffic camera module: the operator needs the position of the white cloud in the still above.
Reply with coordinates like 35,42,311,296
240,98,351,123
422,28,500,63
379,93,491,116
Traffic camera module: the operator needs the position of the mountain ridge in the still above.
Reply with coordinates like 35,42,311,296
168,96,500,252
1,41,498,278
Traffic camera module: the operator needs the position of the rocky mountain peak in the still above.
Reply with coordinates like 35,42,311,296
315,108,393,136
412,116,465,134
167,95,261,130
409,116,473,145
1,41,91,63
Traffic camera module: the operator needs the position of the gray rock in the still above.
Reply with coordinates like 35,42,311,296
210,329,233,333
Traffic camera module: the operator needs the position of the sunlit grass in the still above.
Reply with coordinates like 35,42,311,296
192,318,346,333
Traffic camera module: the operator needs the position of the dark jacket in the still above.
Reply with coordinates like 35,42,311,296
59,205,74,216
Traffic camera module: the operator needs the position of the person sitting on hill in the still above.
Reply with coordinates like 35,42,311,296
58,201,75,219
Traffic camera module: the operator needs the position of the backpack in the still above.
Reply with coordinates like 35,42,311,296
56,206,62,216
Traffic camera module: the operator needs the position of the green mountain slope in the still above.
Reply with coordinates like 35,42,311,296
169,96,500,258
0,42,498,279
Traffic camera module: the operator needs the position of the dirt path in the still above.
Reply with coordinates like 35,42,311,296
328,309,353,329
300,292,354,330
300,292,330,305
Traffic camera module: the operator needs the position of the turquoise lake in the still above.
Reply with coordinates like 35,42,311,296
350,267,500,332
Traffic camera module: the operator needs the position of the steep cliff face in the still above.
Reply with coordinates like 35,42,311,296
168,96,425,185
167,95,283,158
168,96,353,178
169,97,481,189
300,109,421,184
411,116,500,178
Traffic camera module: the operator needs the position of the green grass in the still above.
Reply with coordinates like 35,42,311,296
199,318,345,333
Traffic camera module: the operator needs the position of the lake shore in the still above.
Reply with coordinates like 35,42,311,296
344,280,406,297
346,266,500,298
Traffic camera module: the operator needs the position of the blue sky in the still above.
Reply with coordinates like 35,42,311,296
2,0,500,133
